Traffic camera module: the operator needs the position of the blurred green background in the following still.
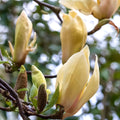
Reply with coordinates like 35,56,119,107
0,0,120,120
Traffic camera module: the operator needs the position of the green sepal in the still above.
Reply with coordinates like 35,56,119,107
19,65,26,74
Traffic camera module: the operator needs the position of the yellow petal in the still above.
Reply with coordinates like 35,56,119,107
61,10,87,63
57,46,90,113
59,0,96,14
92,0,120,19
13,10,32,64
67,55,99,116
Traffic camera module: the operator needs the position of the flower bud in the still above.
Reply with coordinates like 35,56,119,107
31,65,47,88
37,84,47,113
14,65,27,99
61,10,87,63
56,45,99,118
31,65,51,99
9,10,37,66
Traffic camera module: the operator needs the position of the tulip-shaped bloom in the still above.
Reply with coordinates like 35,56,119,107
9,10,37,66
56,45,99,118
59,0,120,19
61,10,87,63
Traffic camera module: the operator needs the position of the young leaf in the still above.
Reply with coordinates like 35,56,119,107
29,84,38,109
29,84,38,100
44,85,59,112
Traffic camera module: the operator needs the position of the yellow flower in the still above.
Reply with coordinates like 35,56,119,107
61,10,87,64
92,0,120,19
59,0,96,14
56,45,99,118
60,0,120,19
8,10,37,66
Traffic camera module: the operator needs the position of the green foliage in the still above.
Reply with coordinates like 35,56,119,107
29,84,38,108
44,85,59,112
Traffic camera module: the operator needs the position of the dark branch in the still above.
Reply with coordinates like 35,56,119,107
0,49,3,61
0,107,14,111
33,0,62,23
0,78,28,120
27,71,57,78
0,86,16,103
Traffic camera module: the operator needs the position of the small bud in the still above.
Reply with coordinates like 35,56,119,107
37,84,47,113
9,10,37,67
14,65,27,99
31,65,47,88
60,10,87,63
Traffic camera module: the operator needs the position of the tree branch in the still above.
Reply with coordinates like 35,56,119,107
0,49,3,61
0,78,28,120
33,0,62,23
27,71,57,78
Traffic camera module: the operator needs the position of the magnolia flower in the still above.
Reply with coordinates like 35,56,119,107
59,0,120,19
92,0,120,19
61,10,87,63
56,45,99,118
9,10,37,66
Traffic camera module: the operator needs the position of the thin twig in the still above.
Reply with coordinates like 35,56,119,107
27,71,57,78
0,86,16,103
27,106,64,119
0,78,28,120
0,49,3,61
33,0,62,23
0,107,14,111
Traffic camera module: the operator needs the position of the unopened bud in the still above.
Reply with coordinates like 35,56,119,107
37,84,47,113
14,65,27,99
60,10,87,63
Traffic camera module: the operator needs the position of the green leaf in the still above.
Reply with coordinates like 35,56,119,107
29,84,38,109
29,84,38,100
43,85,59,112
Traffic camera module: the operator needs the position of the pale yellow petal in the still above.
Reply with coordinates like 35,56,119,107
81,45,90,70
55,65,64,90
61,10,87,63
92,0,119,19
59,0,96,14
57,48,90,112
69,55,99,116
